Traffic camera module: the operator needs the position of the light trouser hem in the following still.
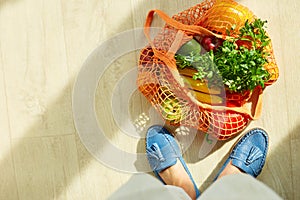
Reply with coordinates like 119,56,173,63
199,173,282,200
107,173,190,200
108,173,282,200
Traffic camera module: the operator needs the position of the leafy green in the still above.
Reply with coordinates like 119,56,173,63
175,52,198,69
176,39,201,56
213,18,271,92
175,18,271,93
239,19,271,49
175,51,222,87
214,40,270,92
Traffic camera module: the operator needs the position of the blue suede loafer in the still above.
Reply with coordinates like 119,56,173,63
215,128,269,179
146,125,201,198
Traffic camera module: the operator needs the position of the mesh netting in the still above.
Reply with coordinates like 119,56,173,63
137,0,279,140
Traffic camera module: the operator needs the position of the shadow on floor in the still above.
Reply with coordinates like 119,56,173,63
0,0,151,199
1,0,298,199
200,124,300,200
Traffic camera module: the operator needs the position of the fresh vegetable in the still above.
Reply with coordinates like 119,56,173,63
210,111,246,139
158,86,184,121
182,76,221,94
161,97,183,122
178,67,222,94
201,35,224,51
175,51,222,88
226,90,251,107
175,38,223,105
213,19,271,92
214,40,269,92
175,18,271,94
176,39,201,56
239,19,271,50
177,67,198,77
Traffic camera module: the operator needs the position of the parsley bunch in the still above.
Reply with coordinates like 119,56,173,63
213,19,271,92
175,19,271,93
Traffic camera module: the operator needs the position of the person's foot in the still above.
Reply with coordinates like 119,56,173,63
217,160,243,179
146,125,200,199
159,159,197,199
215,128,269,180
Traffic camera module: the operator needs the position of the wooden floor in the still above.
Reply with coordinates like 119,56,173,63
0,0,299,199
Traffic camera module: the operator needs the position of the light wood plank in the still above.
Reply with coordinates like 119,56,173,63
0,47,19,199
131,0,203,32
60,0,135,82
248,0,292,198
75,135,132,199
280,1,300,199
61,1,140,199
0,0,298,199
255,0,299,199
292,135,300,200
12,135,82,200
0,0,74,139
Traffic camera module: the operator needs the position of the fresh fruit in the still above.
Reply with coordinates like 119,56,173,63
177,67,198,77
201,36,224,51
192,90,224,105
182,76,221,94
161,97,183,122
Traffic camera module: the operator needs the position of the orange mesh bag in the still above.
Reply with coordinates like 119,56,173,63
137,0,279,140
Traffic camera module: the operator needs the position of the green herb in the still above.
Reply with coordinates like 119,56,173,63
192,52,223,87
239,19,271,49
174,19,271,93
176,39,201,56
175,52,198,69
214,40,270,92
175,51,222,87
213,18,271,92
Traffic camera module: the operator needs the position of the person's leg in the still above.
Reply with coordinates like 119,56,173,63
199,128,282,200
158,159,197,199
108,173,191,200
199,173,282,200
146,125,200,200
143,127,281,200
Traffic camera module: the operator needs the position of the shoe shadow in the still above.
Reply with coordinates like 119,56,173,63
182,129,240,164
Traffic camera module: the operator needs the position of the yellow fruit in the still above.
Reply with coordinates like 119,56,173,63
182,76,221,94
192,90,224,105
161,98,183,122
178,67,198,77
